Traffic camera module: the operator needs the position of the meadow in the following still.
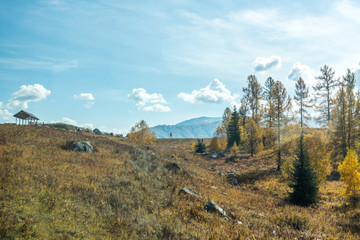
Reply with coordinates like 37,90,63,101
0,124,359,239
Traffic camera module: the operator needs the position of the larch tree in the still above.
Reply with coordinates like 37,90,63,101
338,149,360,198
243,75,262,124
263,77,276,148
344,69,356,151
244,117,262,156
313,65,339,128
294,77,312,128
127,120,157,144
272,81,291,171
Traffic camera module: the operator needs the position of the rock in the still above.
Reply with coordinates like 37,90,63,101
227,173,236,179
184,158,188,161
210,166,216,171
166,162,181,171
179,187,202,198
211,153,217,159
219,171,224,176
205,200,226,216
230,178,238,185
238,221,243,225
209,186,217,189
71,141,94,153
217,152,225,158
93,128,101,135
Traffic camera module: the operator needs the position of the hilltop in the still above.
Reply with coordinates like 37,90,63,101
151,116,221,138
0,124,358,239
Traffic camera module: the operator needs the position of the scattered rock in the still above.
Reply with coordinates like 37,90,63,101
71,141,94,153
209,186,217,189
166,162,181,171
205,200,226,216
217,152,225,158
210,166,216,171
211,153,218,159
179,187,202,198
219,171,224,176
221,192,227,195
230,178,238,185
184,158,188,161
227,173,236,179
238,221,243,225
93,128,101,135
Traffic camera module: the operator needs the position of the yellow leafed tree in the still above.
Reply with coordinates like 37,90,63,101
209,137,221,152
338,149,360,196
304,131,331,183
127,120,156,144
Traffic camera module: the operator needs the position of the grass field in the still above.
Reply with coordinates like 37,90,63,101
0,124,359,239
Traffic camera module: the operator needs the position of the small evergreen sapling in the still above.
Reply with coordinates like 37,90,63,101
289,134,319,206
195,139,206,153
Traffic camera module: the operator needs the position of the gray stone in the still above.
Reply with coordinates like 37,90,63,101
227,173,236,179
211,153,217,159
209,186,217,189
71,141,94,153
217,152,225,158
170,162,180,170
178,187,202,198
230,178,238,185
93,128,101,135
205,200,226,216
219,171,224,176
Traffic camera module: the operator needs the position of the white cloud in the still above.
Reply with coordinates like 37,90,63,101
178,78,238,105
61,117,77,126
74,93,95,101
0,58,78,72
81,123,94,129
288,62,315,85
143,104,171,112
0,109,12,121
253,56,281,72
6,84,51,109
128,88,171,112
73,93,95,108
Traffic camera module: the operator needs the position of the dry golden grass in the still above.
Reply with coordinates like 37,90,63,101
0,125,358,239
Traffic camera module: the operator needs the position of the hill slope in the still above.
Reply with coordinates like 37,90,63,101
0,124,355,239
151,116,221,138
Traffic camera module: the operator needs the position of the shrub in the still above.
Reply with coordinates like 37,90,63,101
338,149,360,198
195,139,206,153
209,137,221,152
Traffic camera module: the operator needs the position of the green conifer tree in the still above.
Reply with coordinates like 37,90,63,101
289,134,319,206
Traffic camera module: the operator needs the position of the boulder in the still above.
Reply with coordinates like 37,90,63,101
205,200,226,216
227,173,236,179
230,178,238,185
178,187,202,198
211,153,218,159
93,128,101,135
219,171,224,176
71,141,94,153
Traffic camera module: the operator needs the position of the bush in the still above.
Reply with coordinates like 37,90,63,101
195,139,206,153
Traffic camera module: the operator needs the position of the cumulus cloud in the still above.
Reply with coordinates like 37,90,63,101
178,78,238,105
73,93,95,101
288,62,315,84
61,117,77,126
81,123,94,129
253,56,281,72
73,93,95,108
128,88,171,112
0,109,12,121
143,104,171,112
6,84,51,109
352,60,360,82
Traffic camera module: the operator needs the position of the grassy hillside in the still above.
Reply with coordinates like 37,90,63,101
0,125,359,239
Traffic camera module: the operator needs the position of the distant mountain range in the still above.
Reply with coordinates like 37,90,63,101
151,116,221,138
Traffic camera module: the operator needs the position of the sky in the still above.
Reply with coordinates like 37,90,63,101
1,0,360,134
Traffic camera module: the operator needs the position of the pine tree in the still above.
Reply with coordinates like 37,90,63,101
272,81,291,170
289,134,319,206
195,139,206,153
227,106,241,148
263,77,276,128
313,65,339,128
344,69,356,151
338,149,360,198
294,77,312,128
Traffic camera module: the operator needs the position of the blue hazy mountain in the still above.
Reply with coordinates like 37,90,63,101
151,116,221,138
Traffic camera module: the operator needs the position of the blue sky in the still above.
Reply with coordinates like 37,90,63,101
1,0,360,133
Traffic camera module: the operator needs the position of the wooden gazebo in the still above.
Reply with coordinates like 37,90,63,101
14,110,39,125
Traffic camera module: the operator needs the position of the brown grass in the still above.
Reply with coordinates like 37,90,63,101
0,125,357,239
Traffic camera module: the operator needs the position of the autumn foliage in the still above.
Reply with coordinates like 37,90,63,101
127,120,156,144
338,149,360,197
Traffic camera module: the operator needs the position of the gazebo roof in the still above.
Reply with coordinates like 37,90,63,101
13,110,39,120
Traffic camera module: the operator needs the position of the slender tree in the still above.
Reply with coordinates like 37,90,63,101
344,69,356,150
263,77,276,128
294,77,312,128
127,120,157,144
289,133,319,206
243,75,262,124
227,106,241,147
313,65,339,128
244,117,262,156
272,81,291,170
